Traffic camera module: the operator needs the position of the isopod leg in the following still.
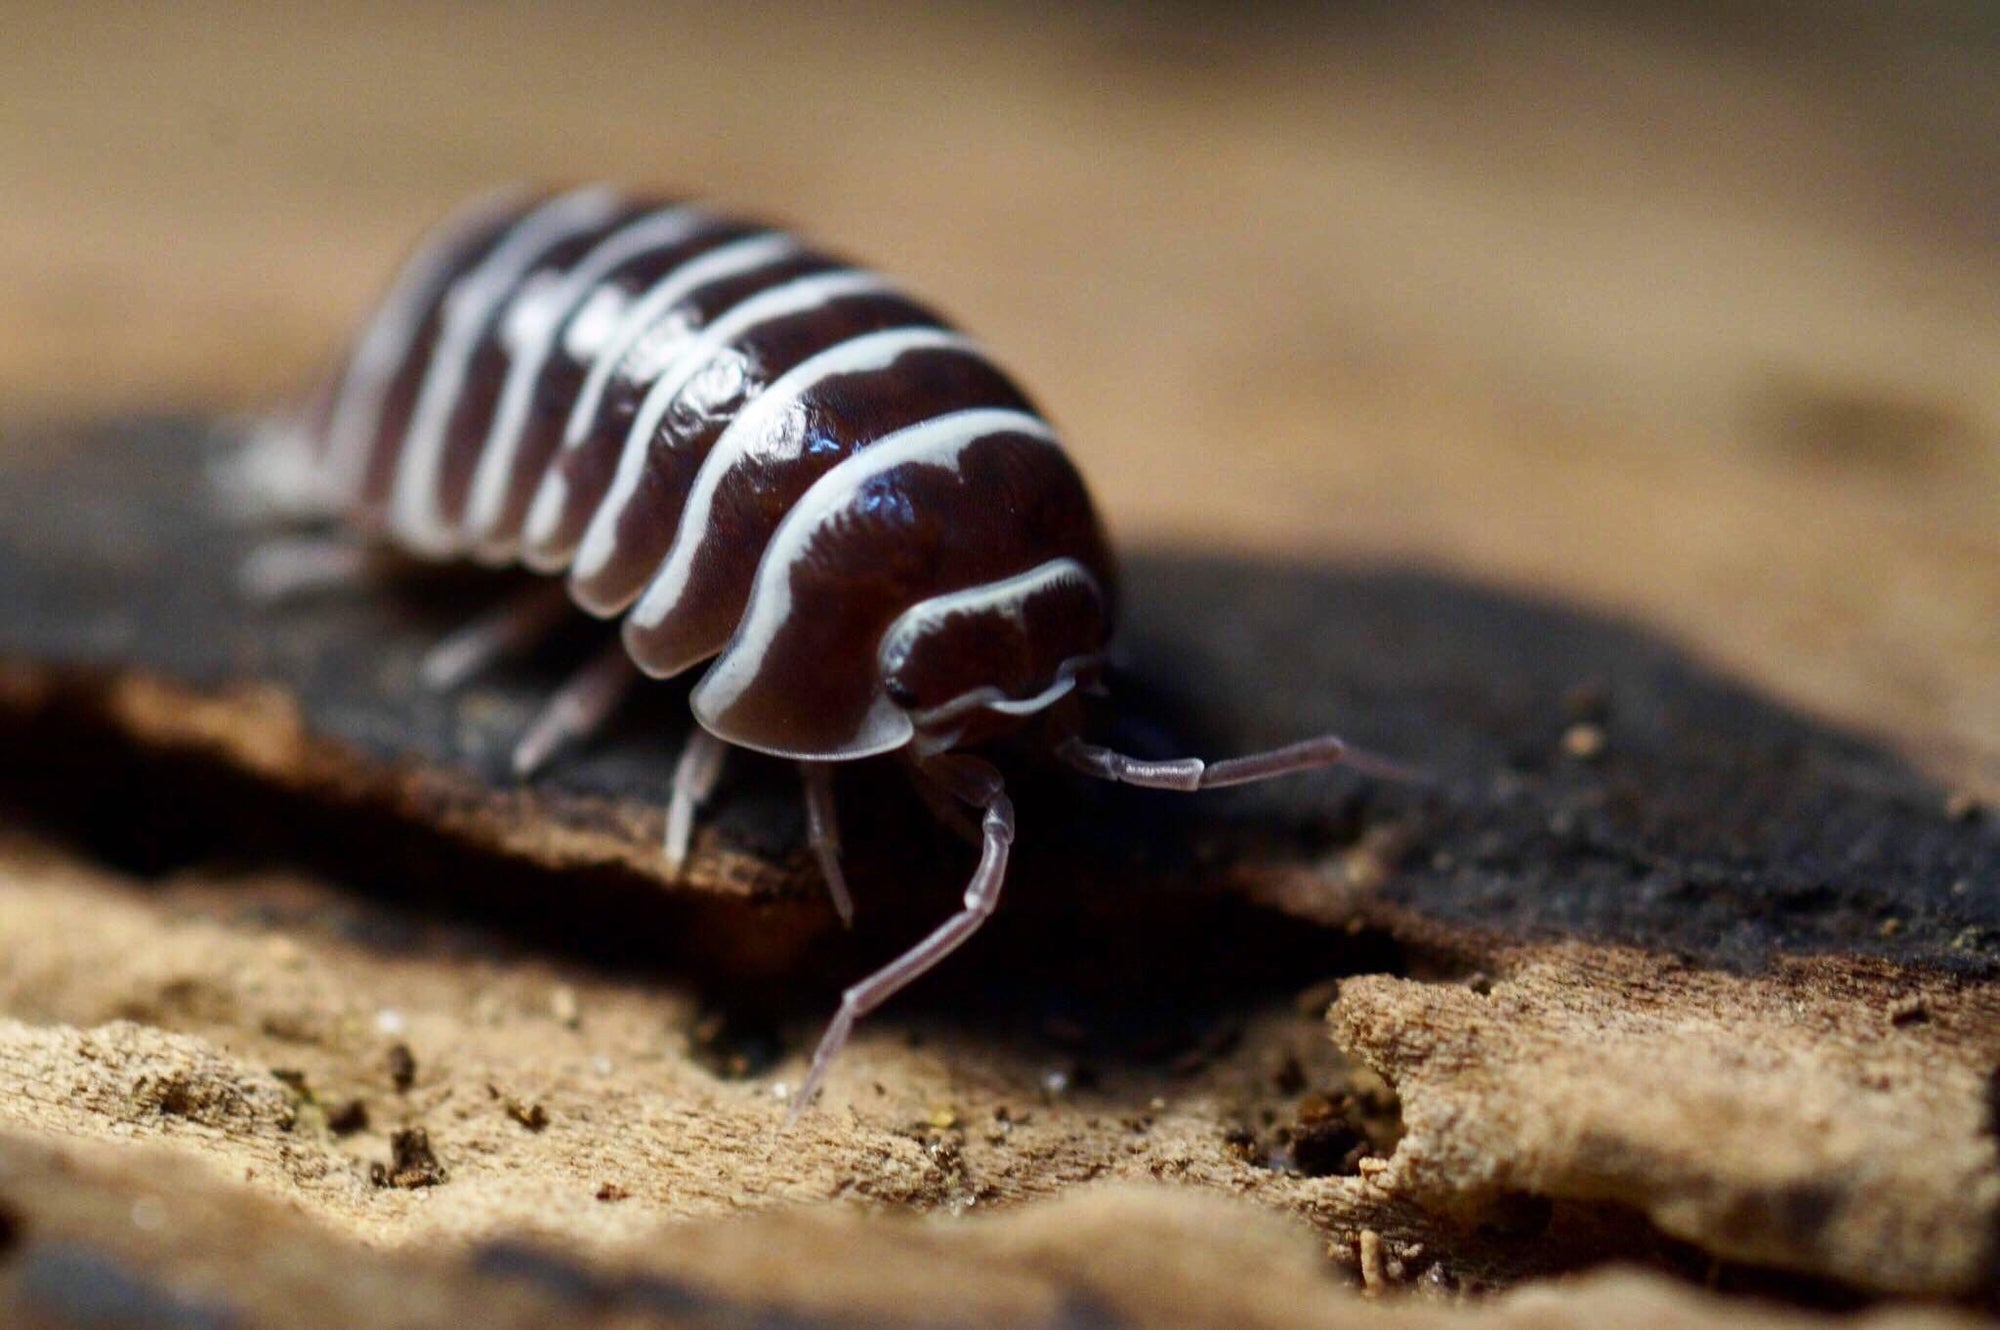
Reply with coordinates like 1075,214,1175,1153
1054,733,1419,790
236,536,377,604
662,727,729,878
799,763,855,927
509,640,636,779
786,755,1013,1126
418,581,575,690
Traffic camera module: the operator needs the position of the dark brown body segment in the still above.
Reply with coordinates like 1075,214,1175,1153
304,185,1121,763
348,203,529,524
466,209,767,557
693,427,1112,756
566,289,949,614
879,562,1109,722
522,248,843,569
428,206,653,538
623,345,1036,679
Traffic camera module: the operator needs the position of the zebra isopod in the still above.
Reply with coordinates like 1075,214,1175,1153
249,184,1407,1120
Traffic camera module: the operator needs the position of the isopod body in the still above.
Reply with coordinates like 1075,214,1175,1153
264,184,1396,1118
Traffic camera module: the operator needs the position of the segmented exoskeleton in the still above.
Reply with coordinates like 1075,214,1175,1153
249,185,1402,1118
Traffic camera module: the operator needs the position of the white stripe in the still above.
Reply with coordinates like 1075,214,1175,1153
386,186,625,553
463,204,712,550
880,557,1099,668
907,667,1096,758
569,269,903,595
628,327,984,635
517,231,804,566
559,232,801,455
921,668,1087,725
935,672,1081,721
320,186,530,502
687,407,1055,757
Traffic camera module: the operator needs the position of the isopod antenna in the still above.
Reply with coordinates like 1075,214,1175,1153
1053,733,1422,790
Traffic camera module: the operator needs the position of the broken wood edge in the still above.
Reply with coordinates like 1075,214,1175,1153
1326,938,2000,1300
0,656,806,901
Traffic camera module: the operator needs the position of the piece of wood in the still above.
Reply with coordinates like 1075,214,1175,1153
4,1127,1984,1330
2,417,1995,1304
3,418,1991,978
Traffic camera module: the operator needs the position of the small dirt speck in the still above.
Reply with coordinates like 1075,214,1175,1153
488,1085,550,1133
386,1043,416,1093
326,1098,369,1135
370,1127,447,1188
595,1182,629,1202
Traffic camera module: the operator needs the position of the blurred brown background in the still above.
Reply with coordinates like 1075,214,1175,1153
3,0,1996,784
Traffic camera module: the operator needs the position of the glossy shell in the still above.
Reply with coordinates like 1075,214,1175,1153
304,186,1115,760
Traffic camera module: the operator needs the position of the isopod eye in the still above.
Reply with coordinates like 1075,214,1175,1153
885,678,918,707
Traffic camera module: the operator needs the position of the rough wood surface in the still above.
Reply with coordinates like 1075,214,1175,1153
2,416,1995,1312
5,420,1992,978
1338,947,2000,1296
4,1130,1988,1330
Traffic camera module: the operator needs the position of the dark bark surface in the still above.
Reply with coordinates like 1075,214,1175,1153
2,417,1991,977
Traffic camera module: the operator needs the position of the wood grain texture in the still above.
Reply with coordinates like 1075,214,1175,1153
3,1125,1986,1330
